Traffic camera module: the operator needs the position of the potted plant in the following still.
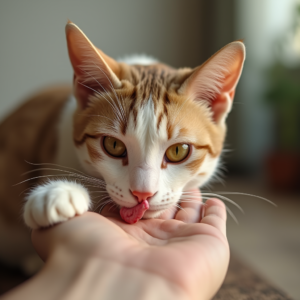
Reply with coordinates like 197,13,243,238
264,5,300,191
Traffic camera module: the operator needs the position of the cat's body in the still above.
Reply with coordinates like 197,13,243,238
0,22,245,269
0,85,71,267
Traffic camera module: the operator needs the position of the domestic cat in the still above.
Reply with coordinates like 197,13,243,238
0,22,245,268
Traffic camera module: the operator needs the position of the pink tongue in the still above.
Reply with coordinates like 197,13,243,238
120,200,149,224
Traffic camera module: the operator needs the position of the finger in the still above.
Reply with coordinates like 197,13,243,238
31,212,102,260
175,189,203,223
200,198,227,237
32,212,121,260
157,206,177,220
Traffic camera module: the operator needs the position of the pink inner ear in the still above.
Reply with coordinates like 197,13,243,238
211,85,236,123
73,77,92,110
180,41,245,124
211,94,227,123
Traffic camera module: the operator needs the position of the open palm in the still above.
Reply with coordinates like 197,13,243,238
32,197,229,300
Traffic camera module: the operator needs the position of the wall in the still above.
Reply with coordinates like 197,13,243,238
233,0,300,172
0,0,207,120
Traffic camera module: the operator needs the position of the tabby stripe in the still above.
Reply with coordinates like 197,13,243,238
198,172,206,176
157,113,163,131
122,156,128,166
161,160,167,169
178,127,188,137
86,142,103,162
167,120,173,140
163,103,168,117
132,107,138,127
186,154,206,173
163,92,171,105
74,134,99,146
120,119,127,135
130,89,137,102
194,144,218,157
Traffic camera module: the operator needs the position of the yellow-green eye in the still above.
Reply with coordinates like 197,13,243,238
165,143,190,162
103,136,126,157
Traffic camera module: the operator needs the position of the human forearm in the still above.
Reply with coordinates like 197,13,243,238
2,203,229,300
1,245,189,300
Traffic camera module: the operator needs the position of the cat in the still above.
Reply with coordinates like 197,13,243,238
0,21,245,269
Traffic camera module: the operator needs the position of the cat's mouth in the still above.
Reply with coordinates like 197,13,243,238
110,194,173,220
120,200,149,224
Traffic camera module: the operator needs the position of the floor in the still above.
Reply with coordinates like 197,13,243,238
209,178,300,300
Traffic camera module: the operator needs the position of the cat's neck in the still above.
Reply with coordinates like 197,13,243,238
55,95,82,171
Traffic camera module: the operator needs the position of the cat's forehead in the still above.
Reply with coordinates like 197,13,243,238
122,64,191,103
84,64,215,141
73,63,223,157
123,91,214,147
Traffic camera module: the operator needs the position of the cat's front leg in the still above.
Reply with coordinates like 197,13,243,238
24,180,90,229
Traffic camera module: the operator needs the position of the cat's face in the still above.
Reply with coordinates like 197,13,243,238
66,22,245,217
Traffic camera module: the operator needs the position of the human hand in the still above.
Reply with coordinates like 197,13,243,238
32,193,229,300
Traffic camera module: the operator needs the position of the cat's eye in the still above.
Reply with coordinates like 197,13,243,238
165,143,190,163
103,136,126,157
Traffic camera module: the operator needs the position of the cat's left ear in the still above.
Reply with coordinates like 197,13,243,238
178,41,245,125
65,22,122,109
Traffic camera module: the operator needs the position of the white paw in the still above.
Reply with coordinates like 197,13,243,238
24,180,90,229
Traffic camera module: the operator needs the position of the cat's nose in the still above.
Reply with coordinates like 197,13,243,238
130,190,154,203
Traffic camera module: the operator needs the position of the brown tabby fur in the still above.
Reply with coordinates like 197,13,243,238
0,85,70,226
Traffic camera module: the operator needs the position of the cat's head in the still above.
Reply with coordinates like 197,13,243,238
65,22,245,218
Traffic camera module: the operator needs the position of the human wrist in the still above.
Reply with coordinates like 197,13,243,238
47,246,190,300
1,245,189,300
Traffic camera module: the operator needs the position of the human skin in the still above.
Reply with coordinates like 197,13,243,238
1,192,229,300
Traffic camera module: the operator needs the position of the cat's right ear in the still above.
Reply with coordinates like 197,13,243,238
65,22,122,109
178,41,245,125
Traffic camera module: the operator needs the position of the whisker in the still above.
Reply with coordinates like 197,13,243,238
93,197,111,206
24,161,92,177
81,67,125,126
93,199,111,211
92,195,111,201
23,162,106,187
14,174,82,186
179,199,204,204
14,173,106,189
225,205,239,224
189,192,244,213
77,81,121,125
175,203,189,216
93,63,127,122
78,113,116,123
108,202,119,212
18,186,37,197
208,191,277,207
97,200,113,214
88,191,108,194
181,190,274,207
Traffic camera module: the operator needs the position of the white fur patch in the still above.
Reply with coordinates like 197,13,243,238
24,180,90,229
135,95,158,151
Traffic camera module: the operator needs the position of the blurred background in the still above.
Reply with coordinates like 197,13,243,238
0,0,299,299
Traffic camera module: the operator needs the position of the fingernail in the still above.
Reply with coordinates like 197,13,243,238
200,204,206,221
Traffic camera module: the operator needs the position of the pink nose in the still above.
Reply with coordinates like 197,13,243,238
131,190,154,203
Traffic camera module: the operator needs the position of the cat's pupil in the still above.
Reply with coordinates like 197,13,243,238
176,146,179,156
114,141,116,149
